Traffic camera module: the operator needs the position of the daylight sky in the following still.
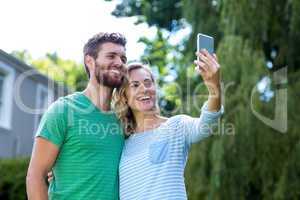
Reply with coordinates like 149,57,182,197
0,0,158,62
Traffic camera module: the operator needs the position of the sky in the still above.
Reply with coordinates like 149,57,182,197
0,0,158,62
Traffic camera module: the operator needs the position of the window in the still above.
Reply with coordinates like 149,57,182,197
34,84,54,132
0,61,15,130
0,72,5,113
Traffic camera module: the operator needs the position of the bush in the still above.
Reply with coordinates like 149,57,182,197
0,157,30,200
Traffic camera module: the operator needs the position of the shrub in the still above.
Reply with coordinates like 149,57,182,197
0,157,30,200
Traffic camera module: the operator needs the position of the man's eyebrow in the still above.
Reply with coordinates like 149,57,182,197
105,52,118,55
106,52,127,61
106,52,125,56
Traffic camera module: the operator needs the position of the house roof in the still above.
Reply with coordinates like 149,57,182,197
0,49,70,93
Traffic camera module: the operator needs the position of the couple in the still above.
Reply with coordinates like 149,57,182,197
26,32,223,200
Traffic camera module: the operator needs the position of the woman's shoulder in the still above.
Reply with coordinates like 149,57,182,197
163,114,191,127
169,114,191,121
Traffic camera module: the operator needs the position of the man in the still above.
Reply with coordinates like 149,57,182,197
26,32,128,200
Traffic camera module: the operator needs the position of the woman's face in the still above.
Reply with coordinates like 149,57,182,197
125,68,156,113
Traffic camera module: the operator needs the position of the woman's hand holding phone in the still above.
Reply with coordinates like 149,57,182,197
194,49,220,87
194,49,221,111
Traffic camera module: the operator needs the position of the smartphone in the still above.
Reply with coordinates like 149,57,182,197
197,33,214,54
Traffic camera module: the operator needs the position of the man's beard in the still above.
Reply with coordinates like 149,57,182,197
95,63,124,88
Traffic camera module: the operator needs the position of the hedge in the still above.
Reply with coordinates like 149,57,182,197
0,157,30,200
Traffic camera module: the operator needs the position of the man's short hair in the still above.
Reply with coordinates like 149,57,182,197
83,32,127,78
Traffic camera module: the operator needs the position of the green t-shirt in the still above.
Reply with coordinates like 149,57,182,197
36,92,124,200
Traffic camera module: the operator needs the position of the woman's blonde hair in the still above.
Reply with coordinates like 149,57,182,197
112,62,159,136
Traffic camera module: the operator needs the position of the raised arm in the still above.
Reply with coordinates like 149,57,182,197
194,49,221,112
181,49,223,145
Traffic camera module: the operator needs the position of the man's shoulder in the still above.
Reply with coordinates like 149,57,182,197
60,92,82,101
46,92,80,112
52,92,82,106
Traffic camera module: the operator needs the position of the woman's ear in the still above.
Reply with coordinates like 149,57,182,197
124,96,128,104
124,89,129,104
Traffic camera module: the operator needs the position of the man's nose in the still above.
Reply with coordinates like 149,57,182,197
114,56,123,67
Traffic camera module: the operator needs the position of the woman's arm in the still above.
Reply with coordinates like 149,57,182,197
194,49,221,112
180,50,223,145
181,101,223,145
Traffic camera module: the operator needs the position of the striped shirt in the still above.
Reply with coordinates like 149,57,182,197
119,101,224,200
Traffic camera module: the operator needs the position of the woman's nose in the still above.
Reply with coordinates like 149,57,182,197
137,83,149,93
139,83,146,91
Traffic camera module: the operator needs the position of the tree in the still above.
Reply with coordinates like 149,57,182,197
11,50,87,91
109,0,300,72
105,0,183,31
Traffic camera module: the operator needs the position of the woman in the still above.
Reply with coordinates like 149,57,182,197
113,49,223,200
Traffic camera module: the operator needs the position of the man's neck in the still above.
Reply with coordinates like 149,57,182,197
82,81,113,112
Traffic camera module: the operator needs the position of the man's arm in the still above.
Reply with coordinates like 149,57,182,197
26,137,59,200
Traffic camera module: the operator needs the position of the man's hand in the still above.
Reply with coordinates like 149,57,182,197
47,171,54,183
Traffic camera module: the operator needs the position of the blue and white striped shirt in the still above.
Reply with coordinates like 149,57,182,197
119,102,224,200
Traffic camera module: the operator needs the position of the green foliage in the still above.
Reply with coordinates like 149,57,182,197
11,50,87,91
139,30,173,78
0,157,30,200
288,0,300,70
111,0,300,71
182,0,222,53
106,0,183,31
219,0,298,70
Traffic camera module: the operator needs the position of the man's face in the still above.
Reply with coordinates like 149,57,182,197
93,42,127,88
